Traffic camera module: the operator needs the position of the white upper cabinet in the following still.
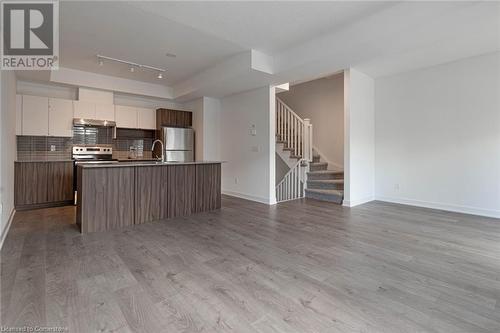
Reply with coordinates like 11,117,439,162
115,105,138,128
95,103,115,121
16,93,156,134
48,98,73,137
74,100,116,122
73,100,96,119
137,107,156,130
16,95,22,135
22,95,49,136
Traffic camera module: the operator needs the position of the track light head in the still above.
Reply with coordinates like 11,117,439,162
157,73,163,79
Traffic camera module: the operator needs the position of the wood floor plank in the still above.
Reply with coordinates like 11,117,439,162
113,284,168,333
1,196,499,332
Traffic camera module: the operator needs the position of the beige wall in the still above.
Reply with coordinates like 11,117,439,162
275,154,289,185
278,73,344,169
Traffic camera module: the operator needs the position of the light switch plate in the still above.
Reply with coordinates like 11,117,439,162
50,145,56,152
250,124,257,136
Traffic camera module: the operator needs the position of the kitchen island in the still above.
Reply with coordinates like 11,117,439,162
76,161,222,233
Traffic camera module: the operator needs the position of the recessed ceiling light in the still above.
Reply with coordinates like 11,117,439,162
157,73,163,79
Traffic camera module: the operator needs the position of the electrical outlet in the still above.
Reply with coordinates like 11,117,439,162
234,177,238,184
50,145,56,152
394,183,400,191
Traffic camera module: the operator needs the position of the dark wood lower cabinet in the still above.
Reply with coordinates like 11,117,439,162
15,161,73,211
78,163,221,233
47,162,74,202
166,165,196,218
135,166,164,225
195,164,221,213
77,166,135,233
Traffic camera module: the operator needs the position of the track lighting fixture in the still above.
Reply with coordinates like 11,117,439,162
96,54,166,79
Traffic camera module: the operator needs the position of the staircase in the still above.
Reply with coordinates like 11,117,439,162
275,97,344,204
306,154,344,204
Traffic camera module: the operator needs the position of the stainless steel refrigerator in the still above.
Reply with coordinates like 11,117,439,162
161,127,194,162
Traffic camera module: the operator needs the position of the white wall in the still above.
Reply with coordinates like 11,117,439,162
220,86,276,204
0,71,17,248
17,80,185,110
277,74,344,169
344,69,375,207
17,80,77,100
375,52,500,218
184,97,221,161
114,93,185,110
184,98,204,160
202,97,221,160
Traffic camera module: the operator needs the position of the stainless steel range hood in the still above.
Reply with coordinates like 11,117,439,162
73,118,116,127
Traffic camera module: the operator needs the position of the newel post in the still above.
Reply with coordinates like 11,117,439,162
303,118,312,162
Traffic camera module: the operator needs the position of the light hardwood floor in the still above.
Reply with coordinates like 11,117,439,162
1,196,499,332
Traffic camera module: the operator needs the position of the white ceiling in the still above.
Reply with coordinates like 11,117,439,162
18,1,500,101
58,1,245,85
130,1,394,53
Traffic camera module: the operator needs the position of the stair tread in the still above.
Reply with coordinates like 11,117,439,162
307,179,344,184
309,162,328,166
308,170,344,174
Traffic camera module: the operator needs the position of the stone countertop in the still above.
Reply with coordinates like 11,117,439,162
15,160,74,163
78,160,224,168
117,158,161,162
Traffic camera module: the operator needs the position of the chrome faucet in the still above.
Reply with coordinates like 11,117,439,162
151,139,164,161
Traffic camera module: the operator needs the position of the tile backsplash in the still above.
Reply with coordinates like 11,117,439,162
17,127,156,161
72,126,114,146
114,128,155,160
17,136,73,161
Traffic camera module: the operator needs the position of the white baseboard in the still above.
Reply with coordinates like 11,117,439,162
375,195,500,219
343,196,374,207
222,190,276,205
0,208,15,251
